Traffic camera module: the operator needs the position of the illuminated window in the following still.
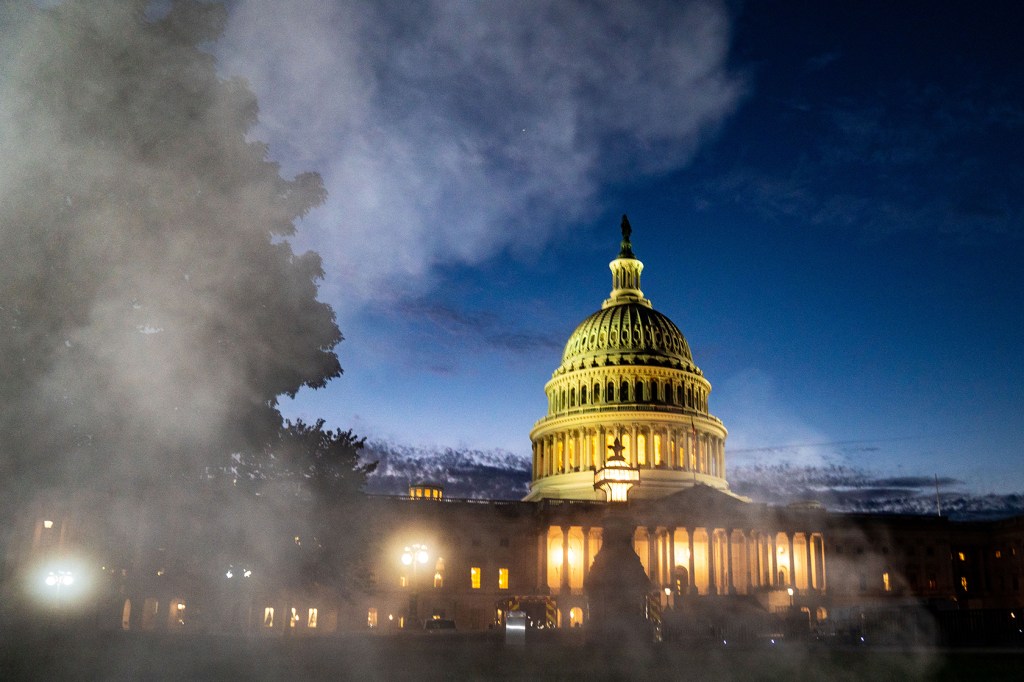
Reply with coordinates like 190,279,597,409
961,576,968,591
290,607,299,628
927,576,938,590
367,608,378,628
958,551,965,561
498,568,509,590
43,519,54,529
307,608,318,628
569,607,584,627
882,572,891,592
263,607,274,628
995,550,1002,559
471,567,481,589
399,575,408,588
434,572,443,588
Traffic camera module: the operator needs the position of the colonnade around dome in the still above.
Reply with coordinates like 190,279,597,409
531,422,726,486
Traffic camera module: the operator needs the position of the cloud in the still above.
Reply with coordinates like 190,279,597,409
362,440,530,499
362,438,1024,519
219,0,744,306
730,461,1024,519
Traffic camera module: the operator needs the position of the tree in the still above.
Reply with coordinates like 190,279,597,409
0,1,341,533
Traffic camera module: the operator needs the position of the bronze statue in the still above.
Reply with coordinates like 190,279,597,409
621,214,632,242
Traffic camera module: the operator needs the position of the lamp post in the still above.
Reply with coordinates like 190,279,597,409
225,565,253,631
44,569,75,611
401,544,429,628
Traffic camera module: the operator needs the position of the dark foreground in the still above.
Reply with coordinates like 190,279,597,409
3,630,1023,681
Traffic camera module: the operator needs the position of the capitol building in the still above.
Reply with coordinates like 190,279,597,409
12,218,1024,640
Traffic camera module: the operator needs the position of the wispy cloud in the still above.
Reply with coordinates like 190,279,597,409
362,438,1024,519
219,1,744,306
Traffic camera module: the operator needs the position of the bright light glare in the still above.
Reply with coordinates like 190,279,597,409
29,559,92,609
226,570,234,578
416,550,428,564
401,553,412,566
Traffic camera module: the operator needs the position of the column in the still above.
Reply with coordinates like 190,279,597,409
804,532,813,590
770,533,778,587
726,529,735,594
582,527,591,582
688,530,697,595
668,528,676,590
707,530,717,595
597,426,606,468
538,532,547,592
647,527,658,585
645,428,652,469
787,533,795,588
630,424,638,468
561,526,570,591
819,533,827,591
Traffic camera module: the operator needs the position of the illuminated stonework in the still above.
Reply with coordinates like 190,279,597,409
526,216,729,501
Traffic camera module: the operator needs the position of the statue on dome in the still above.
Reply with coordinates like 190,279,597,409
619,214,635,258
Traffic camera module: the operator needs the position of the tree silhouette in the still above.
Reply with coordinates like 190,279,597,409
0,1,343,535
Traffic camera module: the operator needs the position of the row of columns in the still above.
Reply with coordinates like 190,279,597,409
533,425,725,480
542,525,826,597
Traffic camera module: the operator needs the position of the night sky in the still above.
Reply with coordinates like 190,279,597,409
216,1,1024,510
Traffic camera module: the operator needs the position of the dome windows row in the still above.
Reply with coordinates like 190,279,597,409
547,375,709,416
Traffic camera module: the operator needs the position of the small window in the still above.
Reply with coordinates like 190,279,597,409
471,567,481,589
498,568,509,590
882,572,891,592
308,608,318,628
958,552,966,561
961,576,968,592
995,550,1002,559
367,608,378,628
263,607,274,628
434,571,443,588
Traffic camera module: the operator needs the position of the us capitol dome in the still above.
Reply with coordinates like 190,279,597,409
525,216,728,501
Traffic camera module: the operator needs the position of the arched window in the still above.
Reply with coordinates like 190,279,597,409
635,380,645,402
569,388,576,406
593,383,601,402
607,382,615,402
676,385,683,405
621,380,630,402
580,385,587,405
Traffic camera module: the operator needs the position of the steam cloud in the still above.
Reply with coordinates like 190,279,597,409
218,0,745,305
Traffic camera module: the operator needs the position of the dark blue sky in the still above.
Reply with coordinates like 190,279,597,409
217,1,1024,503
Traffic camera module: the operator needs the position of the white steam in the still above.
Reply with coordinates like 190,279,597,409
219,0,744,303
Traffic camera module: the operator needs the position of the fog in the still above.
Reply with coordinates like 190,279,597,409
0,0,346,607
0,2,977,679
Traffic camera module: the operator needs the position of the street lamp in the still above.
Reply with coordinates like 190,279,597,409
787,586,795,607
401,544,429,628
